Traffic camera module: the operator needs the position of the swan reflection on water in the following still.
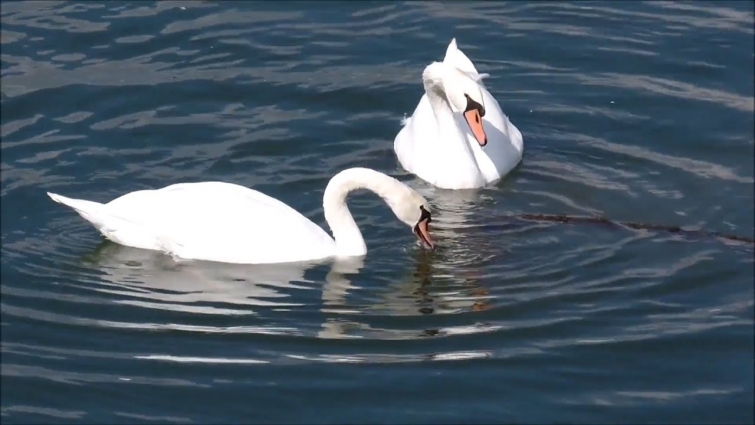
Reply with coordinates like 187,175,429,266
81,240,357,315
317,245,496,341
80,189,496,340
319,188,498,339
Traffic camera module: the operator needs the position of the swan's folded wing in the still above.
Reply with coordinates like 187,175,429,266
149,182,335,264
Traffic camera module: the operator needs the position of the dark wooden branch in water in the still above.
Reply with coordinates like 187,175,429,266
514,213,755,245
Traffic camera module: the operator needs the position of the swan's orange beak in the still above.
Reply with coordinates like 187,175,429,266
414,219,434,250
464,108,487,147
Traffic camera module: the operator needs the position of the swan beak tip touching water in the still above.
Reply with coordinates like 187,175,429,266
323,167,436,255
413,205,434,250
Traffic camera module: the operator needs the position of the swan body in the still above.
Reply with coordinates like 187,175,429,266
394,38,524,190
47,168,435,265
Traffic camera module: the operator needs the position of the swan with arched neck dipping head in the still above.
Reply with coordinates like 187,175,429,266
47,167,435,264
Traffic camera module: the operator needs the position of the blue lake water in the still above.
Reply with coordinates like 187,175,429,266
1,1,753,423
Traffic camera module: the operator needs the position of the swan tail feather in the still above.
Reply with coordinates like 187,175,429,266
48,191,181,253
47,191,109,229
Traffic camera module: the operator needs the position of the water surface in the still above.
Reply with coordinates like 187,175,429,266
1,1,753,423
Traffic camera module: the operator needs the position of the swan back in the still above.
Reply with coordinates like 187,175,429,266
106,182,335,264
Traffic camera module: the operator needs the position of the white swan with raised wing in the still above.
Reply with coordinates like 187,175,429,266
394,38,524,189
46,167,435,264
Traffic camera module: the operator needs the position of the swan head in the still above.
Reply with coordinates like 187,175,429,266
424,61,488,147
444,67,488,147
391,189,435,250
324,168,436,252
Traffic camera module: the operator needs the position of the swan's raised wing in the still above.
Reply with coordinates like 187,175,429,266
442,38,489,82
106,182,335,264
443,38,479,76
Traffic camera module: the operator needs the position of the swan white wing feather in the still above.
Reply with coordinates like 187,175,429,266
443,38,480,77
468,85,524,182
102,182,335,264
395,95,438,179
395,95,487,189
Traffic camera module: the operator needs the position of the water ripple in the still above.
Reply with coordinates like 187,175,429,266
1,1,753,423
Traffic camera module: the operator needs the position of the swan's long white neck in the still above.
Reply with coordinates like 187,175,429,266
422,62,479,165
322,168,406,258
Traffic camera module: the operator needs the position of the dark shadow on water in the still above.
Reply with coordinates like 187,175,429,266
491,213,755,246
